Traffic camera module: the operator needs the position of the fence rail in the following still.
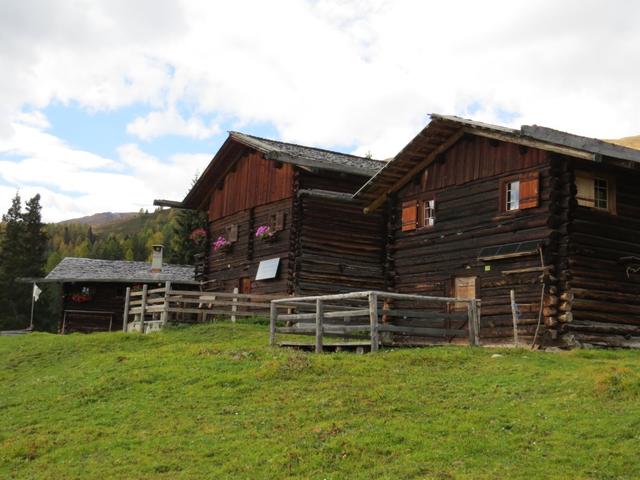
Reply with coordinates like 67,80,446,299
123,282,279,333
269,290,481,353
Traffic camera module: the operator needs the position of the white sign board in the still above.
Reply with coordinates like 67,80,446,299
255,258,280,281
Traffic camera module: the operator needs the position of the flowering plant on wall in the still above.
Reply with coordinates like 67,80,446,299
190,227,207,244
213,235,232,252
255,225,275,241
69,293,92,303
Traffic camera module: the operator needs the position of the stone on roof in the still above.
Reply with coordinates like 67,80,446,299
44,257,196,284
230,131,386,176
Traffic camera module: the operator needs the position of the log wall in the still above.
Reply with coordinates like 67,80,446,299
294,171,386,295
559,159,640,347
393,136,555,344
60,282,125,333
205,198,294,295
207,150,294,221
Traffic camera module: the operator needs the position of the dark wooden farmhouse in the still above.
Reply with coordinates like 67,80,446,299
157,132,387,296
40,254,196,333
356,114,640,348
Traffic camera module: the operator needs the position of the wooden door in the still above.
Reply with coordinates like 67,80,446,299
453,276,477,311
239,277,252,294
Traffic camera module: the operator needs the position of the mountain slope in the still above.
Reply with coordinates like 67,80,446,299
608,135,640,150
59,212,138,226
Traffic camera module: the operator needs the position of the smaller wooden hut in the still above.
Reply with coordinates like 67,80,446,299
41,255,197,333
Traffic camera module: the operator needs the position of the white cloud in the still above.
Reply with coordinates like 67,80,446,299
1,0,640,219
127,109,220,140
0,121,210,222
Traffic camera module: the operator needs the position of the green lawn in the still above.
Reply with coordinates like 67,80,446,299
1,323,640,479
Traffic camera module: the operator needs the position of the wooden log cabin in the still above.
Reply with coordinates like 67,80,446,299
356,114,640,348
40,254,196,333
159,132,387,296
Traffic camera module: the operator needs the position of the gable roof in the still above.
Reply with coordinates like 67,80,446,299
41,257,197,284
179,131,386,209
356,113,640,212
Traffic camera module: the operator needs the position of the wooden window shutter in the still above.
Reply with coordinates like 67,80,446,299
275,211,285,231
227,224,238,242
575,173,595,207
401,200,418,232
519,171,539,209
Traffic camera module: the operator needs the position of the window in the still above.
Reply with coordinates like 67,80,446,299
422,198,436,228
576,171,615,213
226,224,238,242
505,180,520,211
500,171,539,212
402,197,436,231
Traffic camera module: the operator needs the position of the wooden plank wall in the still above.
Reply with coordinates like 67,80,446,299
294,171,387,295
393,137,554,344
60,282,125,333
208,150,294,221
559,159,640,347
206,198,294,295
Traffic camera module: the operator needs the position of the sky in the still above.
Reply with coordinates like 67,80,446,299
1,0,640,222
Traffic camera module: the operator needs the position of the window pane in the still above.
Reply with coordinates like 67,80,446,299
423,199,435,227
506,180,520,210
595,178,608,209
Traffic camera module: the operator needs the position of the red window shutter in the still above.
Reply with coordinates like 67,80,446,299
519,171,539,209
401,200,418,232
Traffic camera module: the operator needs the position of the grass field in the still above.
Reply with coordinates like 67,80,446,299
2,322,640,479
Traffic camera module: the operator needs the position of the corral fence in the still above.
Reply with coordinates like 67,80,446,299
269,291,481,352
123,282,278,333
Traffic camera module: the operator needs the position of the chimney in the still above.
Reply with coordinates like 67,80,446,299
151,245,164,273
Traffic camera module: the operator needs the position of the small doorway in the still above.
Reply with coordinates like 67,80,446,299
452,276,477,311
239,277,252,294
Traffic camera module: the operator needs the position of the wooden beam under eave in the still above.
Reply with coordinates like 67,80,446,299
465,128,595,161
364,129,465,213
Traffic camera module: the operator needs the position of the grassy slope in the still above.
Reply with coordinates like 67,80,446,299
1,324,640,479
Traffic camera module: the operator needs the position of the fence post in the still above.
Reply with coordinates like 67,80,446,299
510,289,519,347
231,287,239,323
315,298,324,354
139,284,148,334
467,299,480,347
269,301,277,346
122,287,131,332
369,292,379,352
161,281,171,326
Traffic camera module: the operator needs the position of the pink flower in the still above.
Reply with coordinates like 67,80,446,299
255,225,274,239
190,227,207,243
213,236,231,251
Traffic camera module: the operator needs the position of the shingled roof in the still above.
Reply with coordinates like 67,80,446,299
41,257,197,284
171,131,386,210
356,113,640,212
229,131,385,176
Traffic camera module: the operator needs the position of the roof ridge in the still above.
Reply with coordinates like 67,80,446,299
230,131,384,162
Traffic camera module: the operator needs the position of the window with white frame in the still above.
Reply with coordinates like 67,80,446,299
423,199,435,227
576,171,615,212
505,180,520,211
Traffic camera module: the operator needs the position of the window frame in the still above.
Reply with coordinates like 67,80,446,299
499,171,540,213
418,194,436,229
576,170,616,214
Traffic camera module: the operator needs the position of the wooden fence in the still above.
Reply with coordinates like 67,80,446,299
269,290,481,352
123,282,279,333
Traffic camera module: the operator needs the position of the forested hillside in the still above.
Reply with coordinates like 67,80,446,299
0,192,206,331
